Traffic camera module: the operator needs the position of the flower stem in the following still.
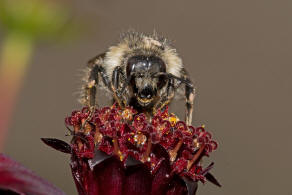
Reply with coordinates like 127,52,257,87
0,33,34,150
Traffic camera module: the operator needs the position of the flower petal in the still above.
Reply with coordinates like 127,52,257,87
0,154,66,195
41,138,72,154
123,164,152,195
166,175,188,195
205,172,221,187
70,154,98,195
182,177,198,195
151,159,171,195
93,157,124,195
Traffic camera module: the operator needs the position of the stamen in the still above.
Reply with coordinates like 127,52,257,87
187,143,205,170
142,138,152,162
94,126,103,145
169,139,183,162
112,137,123,161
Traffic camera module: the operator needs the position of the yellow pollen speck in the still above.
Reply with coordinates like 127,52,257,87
88,80,95,88
202,124,205,128
168,113,179,126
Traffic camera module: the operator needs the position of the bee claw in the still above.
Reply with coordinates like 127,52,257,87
80,106,95,131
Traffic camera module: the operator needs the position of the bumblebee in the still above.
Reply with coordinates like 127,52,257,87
81,31,195,125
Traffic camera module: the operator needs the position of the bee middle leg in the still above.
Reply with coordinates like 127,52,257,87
85,64,130,111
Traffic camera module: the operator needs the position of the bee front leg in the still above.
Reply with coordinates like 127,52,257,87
111,66,130,108
156,71,195,126
153,78,175,114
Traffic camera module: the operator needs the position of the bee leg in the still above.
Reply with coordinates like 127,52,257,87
82,85,96,130
111,66,127,108
81,66,98,131
153,78,175,114
177,69,195,126
185,79,195,126
84,66,99,107
82,54,111,129
170,71,195,126
153,95,174,114
156,71,195,125
83,54,107,108
88,65,111,105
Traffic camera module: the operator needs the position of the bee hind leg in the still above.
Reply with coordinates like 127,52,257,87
185,80,195,126
82,54,108,108
178,69,195,126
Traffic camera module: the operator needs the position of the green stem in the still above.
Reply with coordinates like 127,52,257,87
0,33,34,151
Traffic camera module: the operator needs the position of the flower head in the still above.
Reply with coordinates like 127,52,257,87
43,105,220,195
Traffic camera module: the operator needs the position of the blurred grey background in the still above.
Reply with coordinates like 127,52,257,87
2,0,292,194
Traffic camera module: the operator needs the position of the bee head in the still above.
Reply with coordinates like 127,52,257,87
126,55,167,107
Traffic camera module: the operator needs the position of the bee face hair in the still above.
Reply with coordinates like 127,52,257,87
104,31,183,80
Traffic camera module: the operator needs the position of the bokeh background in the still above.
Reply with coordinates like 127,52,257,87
1,0,291,194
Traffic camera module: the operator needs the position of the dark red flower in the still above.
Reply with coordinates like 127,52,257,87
43,105,220,195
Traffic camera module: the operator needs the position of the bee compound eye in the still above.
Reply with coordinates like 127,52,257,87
126,56,146,76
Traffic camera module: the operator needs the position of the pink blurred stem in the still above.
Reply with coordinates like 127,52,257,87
0,33,33,151
0,153,66,195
